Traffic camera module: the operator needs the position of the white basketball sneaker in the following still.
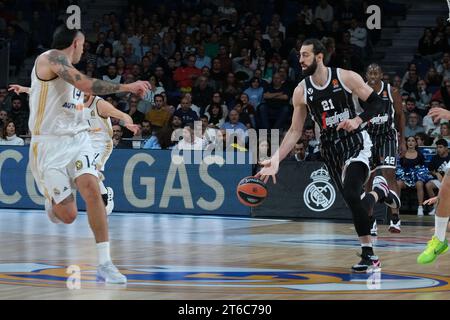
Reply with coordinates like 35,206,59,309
45,198,62,224
105,187,114,216
96,261,127,284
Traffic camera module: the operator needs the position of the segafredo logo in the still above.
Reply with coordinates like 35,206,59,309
303,167,336,212
0,263,449,294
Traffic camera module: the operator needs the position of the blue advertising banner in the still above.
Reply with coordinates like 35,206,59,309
0,147,252,216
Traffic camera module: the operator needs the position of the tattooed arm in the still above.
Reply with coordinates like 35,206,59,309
43,50,151,97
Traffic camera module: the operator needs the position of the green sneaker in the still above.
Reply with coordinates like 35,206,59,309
417,236,449,264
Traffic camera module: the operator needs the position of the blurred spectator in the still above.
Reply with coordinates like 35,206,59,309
174,96,199,126
200,115,218,148
314,0,334,26
195,45,211,69
146,94,171,129
432,122,450,146
244,77,264,109
258,73,290,129
396,136,432,216
176,124,205,150
192,76,215,112
233,102,252,129
405,112,425,137
103,64,123,85
288,140,317,162
112,125,131,149
432,79,450,108
123,96,145,138
205,103,226,129
0,120,24,146
425,67,443,87
411,80,433,112
238,93,257,128
348,19,368,58
176,93,200,116
173,54,202,92
9,96,29,136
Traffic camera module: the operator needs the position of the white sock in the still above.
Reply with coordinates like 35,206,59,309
96,242,111,265
418,205,423,209
361,243,373,248
435,216,449,242
98,180,107,195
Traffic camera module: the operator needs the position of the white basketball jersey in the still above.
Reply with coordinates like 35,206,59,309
29,61,88,136
86,96,113,144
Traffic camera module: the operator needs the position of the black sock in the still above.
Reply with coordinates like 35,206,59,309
362,246,374,256
102,193,108,206
391,213,399,224
373,188,386,203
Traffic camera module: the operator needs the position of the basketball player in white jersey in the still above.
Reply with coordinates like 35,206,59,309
26,25,150,284
9,84,138,215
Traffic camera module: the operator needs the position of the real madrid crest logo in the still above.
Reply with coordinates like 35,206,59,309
303,167,336,212
75,160,83,171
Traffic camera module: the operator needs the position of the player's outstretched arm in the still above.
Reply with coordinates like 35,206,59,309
256,84,307,184
97,99,140,135
8,84,30,95
337,69,384,132
44,50,151,97
428,107,450,122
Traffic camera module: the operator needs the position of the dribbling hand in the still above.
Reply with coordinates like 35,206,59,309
8,84,27,95
255,158,279,184
423,196,438,206
428,107,450,122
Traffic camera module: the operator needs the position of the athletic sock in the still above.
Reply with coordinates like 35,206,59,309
96,242,111,265
101,193,108,206
373,188,386,203
435,216,449,242
98,180,107,195
391,213,400,224
361,243,374,256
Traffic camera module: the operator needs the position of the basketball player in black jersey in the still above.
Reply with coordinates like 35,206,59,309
257,39,396,272
362,64,406,235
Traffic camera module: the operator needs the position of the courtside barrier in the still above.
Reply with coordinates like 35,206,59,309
0,147,252,216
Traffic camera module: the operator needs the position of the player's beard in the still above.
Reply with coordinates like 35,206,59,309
302,59,318,77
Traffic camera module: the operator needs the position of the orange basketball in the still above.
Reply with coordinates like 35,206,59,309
236,176,268,207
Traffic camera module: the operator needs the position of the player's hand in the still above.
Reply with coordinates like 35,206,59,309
8,84,28,95
336,117,362,132
126,81,152,98
125,123,140,135
424,196,438,206
428,107,450,122
255,158,279,184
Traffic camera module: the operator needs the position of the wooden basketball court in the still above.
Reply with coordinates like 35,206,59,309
0,209,449,300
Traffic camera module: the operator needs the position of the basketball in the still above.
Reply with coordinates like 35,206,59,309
236,176,268,207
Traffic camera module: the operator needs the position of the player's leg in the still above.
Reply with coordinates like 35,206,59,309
95,145,114,215
73,136,126,284
416,181,425,216
382,168,401,232
341,161,389,272
43,169,78,224
425,180,439,215
418,173,450,264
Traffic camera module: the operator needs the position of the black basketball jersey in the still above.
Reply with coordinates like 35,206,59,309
361,81,395,136
303,67,361,144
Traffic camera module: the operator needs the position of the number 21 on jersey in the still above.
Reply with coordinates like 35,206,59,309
321,99,335,111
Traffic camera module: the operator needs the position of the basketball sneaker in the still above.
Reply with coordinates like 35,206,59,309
417,206,424,216
373,176,399,208
45,198,62,224
417,236,449,264
351,253,381,273
96,261,127,284
388,219,401,233
105,187,114,216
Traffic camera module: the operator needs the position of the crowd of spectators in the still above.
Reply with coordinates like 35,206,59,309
1,1,450,214
0,0,397,151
